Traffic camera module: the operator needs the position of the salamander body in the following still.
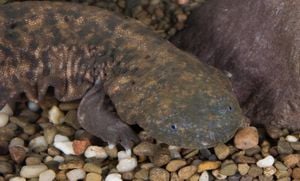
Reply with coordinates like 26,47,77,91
0,1,244,149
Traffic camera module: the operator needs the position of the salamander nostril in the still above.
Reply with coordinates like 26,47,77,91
171,124,177,131
228,106,232,111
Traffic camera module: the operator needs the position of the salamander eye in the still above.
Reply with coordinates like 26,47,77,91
171,124,177,131
228,106,233,111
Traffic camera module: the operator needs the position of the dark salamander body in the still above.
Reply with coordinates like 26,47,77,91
0,1,244,149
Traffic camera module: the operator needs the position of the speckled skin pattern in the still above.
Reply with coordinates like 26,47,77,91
172,0,300,130
0,1,244,149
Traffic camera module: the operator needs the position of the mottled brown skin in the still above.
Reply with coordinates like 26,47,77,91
171,0,300,130
0,1,244,149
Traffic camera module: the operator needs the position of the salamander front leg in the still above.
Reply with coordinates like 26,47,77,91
77,84,139,149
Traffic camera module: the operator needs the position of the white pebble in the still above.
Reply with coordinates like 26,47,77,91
117,150,131,161
199,171,209,181
29,136,48,150
28,101,40,112
39,169,56,181
20,164,48,178
0,104,13,116
54,134,70,142
117,157,137,172
9,137,25,147
105,173,123,181
66,169,86,181
43,156,53,163
48,106,64,125
54,141,75,155
286,135,298,142
257,155,275,168
53,155,65,163
0,112,9,127
84,146,108,159
9,177,26,181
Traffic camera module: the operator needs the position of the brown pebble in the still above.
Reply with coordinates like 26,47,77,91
149,168,170,181
72,139,90,155
214,143,230,160
152,147,171,167
59,159,84,170
234,155,256,164
9,146,26,164
170,172,180,181
166,159,187,172
292,168,300,179
178,165,197,180
133,142,156,157
238,163,250,175
122,172,134,180
197,161,221,172
134,168,149,180
248,165,263,177
25,156,41,165
234,127,259,150
282,154,300,167
56,170,67,181
219,162,237,176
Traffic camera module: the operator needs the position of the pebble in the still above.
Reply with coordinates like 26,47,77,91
135,168,149,180
168,146,181,159
9,137,25,147
9,177,26,181
212,169,227,180
63,110,81,129
59,159,84,170
0,104,13,116
53,155,65,163
248,165,263,177
72,139,90,155
0,161,13,174
54,141,75,155
84,146,108,159
83,162,102,174
20,164,48,178
117,157,137,172
245,146,261,156
118,150,132,160
104,145,118,158
277,139,293,154
86,173,102,180
38,169,56,181
28,102,40,112
48,106,64,125
199,171,209,181
54,134,70,142
219,162,237,176
263,166,276,177
0,141,8,155
238,163,250,175
290,142,300,151
166,159,187,172
9,145,27,163
256,155,275,168
234,155,256,164
292,167,300,179
285,135,298,142
133,142,155,156
214,143,230,160
0,113,9,127
43,126,57,144
26,157,42,165
105,173,122,181
29,136,48,152
152,147,171,167
149,167,170,181
282,154,300,167
234,127,259,149
66,169,86,181
274,161,288,171
197,161,221,172
178,165,197,180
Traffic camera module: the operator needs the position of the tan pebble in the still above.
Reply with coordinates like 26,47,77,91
133,142,156,157
198,161,221,172
83,163,102,174
238,164,250,175
263,166,276,176
292,168,300,179
248,165,263,177
140,163,155,170
134,168,149,180
25,157,41,165
178,165,197,180
189,174,200,181
86,172,101,181
72,139,90,155
170,172,180,181
282,154,300,167
58,159,84,170
214,143,230,160
104,145,118,158
149,168,169,181
275,161,288,171
48,106,64,125
277,177,292,181
56,170,67,181
152,147,171,167
166,159,187,172
234,127,259,150
275,170,290,179
212,169,227,180
122,171,134,180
